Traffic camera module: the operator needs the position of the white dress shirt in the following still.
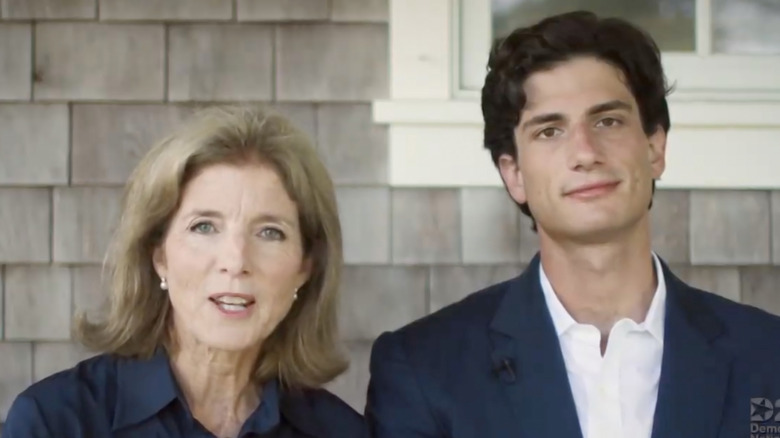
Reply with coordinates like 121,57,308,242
539,254,666,438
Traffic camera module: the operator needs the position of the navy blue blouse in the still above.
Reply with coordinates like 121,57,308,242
2,349,367,438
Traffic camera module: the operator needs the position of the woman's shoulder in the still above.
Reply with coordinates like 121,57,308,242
20,352,120,400
3,353,121,435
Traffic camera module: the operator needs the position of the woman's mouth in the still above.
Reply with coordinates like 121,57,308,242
209,294,256,316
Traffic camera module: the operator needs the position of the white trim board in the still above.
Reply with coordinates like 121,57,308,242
387,124,780,189
389,0,451,99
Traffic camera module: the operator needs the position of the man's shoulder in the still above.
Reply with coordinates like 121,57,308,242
690,284,780,339
670,272,780,367
377,275,519,354
285,388,368,437
298,387,363,420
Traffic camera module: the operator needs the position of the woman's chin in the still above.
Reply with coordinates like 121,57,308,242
190,328,263,353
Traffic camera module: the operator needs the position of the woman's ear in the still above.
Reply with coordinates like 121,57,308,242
152,246,167,280
297,255,313,290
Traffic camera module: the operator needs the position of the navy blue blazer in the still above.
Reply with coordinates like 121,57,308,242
2,348,367,438
366,254,780,438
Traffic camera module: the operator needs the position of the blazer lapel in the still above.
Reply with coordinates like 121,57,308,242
488,255,583,438
651,266,732,438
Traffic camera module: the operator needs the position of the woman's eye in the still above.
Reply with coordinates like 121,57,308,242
190,221,216,234
259,228,285,240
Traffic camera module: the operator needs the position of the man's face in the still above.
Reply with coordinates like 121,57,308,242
499,56,667,244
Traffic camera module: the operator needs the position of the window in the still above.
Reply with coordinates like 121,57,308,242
456,0,780,100
375,0,780,189
492,0,697,51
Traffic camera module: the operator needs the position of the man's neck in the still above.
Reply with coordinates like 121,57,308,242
538,223,658,337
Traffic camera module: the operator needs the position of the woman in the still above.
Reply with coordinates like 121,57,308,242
3,106,367,437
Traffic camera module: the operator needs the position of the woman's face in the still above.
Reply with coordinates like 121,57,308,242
153,163,311,353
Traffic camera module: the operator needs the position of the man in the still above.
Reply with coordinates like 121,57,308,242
365,11,780,438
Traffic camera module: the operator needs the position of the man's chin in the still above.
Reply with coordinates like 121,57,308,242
541,216,636,244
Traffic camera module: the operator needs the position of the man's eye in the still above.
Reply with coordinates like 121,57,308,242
537,127,560,139
597,117,621,128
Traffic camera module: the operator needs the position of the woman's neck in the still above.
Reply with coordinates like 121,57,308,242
168,332,262,437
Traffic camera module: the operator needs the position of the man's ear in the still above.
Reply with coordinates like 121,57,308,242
648,125,667,180
498,153,527,206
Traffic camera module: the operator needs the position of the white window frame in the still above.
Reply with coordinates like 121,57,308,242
454,0,780,101
375,0,780,189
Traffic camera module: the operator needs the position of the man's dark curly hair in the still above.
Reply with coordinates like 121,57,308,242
481,10,673,231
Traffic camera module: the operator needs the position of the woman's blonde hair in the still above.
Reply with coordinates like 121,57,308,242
74,105,347,389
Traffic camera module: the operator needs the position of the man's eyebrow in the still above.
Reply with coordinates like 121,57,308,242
520,113,565,132
519,100,633,132
587,99,633,116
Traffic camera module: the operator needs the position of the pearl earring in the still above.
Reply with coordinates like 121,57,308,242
293,287,299,300
160,277,168,290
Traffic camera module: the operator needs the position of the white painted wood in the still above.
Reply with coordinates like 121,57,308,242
695,0,713,55
456,0,491,95
455,0,491,96
374,99,481,124
661,128,780,189
662,54,780,92
389,125,501,186
389,0,452,99
387,124,780,189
